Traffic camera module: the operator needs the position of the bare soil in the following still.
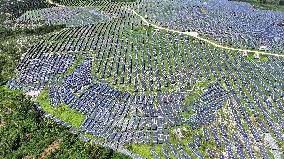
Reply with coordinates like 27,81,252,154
39,139,60,159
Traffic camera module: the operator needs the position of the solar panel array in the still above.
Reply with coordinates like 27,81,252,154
8,0,284,158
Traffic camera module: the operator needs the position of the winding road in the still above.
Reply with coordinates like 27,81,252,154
48,0,284,58
126,8,284,58
48,0,65,7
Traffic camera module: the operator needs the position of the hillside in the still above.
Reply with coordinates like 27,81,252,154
1,0,284,159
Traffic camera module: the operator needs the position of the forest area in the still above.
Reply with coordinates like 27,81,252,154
0,86,130,159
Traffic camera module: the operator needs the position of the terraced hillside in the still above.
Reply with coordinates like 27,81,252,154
4,0,284,158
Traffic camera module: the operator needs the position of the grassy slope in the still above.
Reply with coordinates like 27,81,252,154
35,89,85,129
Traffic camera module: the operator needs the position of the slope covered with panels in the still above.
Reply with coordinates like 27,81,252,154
7,0,284,158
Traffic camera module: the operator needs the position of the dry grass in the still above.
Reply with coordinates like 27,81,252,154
39,139,60,159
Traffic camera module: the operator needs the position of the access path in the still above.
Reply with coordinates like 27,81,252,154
126,8,284,58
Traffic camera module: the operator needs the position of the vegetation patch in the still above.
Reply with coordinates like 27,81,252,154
35,88,84,129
